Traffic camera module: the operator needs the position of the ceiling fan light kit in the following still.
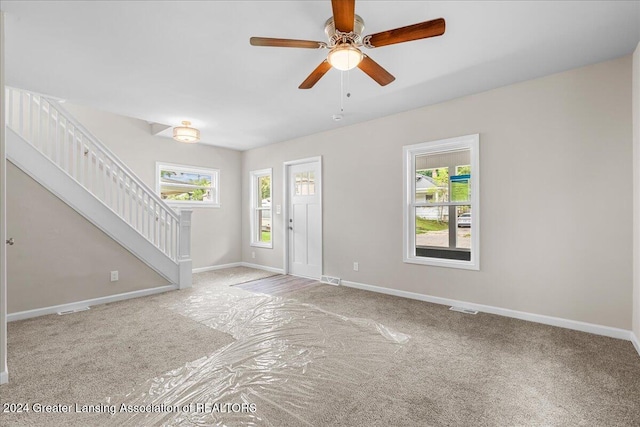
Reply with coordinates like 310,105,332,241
327,43,363,71
249,0,445,89
173,120,200,143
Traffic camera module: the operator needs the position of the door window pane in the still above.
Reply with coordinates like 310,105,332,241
294,171,315,195
295,173,302,195
308,171,315,195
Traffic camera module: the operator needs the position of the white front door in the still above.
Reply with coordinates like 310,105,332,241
287,160,322,279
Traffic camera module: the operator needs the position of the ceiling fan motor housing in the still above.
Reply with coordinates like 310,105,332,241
324,14,365,46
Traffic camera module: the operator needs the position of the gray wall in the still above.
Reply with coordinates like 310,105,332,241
242,55,633,330
62,104,243,269
633,42,640,340
7,163,169,313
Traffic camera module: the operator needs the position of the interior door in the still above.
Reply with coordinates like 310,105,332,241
287,160,322,279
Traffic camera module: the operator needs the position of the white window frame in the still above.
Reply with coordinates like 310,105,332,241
156,162,220,208
403,134,480,270
250,168,273,248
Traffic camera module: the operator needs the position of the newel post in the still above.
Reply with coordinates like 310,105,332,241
178,209,192,289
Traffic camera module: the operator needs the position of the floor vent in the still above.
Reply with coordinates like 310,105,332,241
449,306,479,315
320,275,341,286
57,307,90,316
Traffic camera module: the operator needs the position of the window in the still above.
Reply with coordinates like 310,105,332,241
403,134,479,270
156,162,219,208
250,168,272,248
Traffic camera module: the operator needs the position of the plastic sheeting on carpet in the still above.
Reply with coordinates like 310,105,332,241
104,283,409,426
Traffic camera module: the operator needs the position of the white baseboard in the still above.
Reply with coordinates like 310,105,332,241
0,371,8,385
632,332,640,356
7,284,177,322
192,262,284,275
341,280,632,341
192,262,242,273
239,262,285,275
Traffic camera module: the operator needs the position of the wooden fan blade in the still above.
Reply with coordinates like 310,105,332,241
250,37,325,49
365,18,445,48
331,0,355,33
299,60,332,89
357,55,395,86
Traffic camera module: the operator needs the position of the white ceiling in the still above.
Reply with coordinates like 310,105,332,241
2,1,639,150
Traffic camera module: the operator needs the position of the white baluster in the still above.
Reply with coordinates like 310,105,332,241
54,110,60,166
19,91,26,139
151,201,156,245
31,95,37,147
41,100,49,158
93,147,99,196
134,184,139,232
128,178,134,225
105,158,112,208
112,164,118,213
78,133,85,187
71,125,78,179
164,210,169,256
144,193,149,239
7,88,13,130
120,170,125,218
168,217,173,260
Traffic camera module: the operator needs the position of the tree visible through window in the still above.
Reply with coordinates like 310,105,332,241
251,169,272,248
156,163,219,207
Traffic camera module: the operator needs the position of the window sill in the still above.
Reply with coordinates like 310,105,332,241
250,242,273,249
403,256,478,271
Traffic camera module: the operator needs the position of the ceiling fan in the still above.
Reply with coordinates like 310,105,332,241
249,0,445,89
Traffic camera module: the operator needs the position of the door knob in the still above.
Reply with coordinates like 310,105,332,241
6,238,14,245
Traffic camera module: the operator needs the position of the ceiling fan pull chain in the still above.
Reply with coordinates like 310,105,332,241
340,70,345,112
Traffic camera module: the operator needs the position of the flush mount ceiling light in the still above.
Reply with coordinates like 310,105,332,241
327,43,363,71
173,120,200,143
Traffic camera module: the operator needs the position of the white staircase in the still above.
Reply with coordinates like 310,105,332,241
4,87,192,288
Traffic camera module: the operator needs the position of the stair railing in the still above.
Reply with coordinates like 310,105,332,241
5,87,185,264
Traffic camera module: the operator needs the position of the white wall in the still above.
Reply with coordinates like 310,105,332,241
633,42,640,342
62,104,243,269
243,55,633,330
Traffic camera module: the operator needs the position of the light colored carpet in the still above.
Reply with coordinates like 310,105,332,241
290,285,640,426
2,266,640,426
0,266,274,426
108,279,409,426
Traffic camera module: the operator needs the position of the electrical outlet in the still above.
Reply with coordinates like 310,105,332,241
110,271,119,282
353,262,359,272
252,251,256,259
276,205,281,215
